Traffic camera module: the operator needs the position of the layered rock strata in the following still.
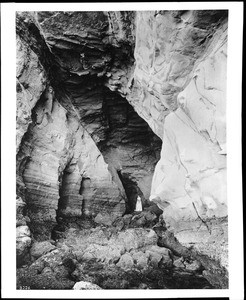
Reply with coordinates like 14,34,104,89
16,12,52,262
150,30,227,217
127,10,228,138
17,91,126,239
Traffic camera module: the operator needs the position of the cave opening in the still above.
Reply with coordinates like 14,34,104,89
117,170,143,214
97,89,162,215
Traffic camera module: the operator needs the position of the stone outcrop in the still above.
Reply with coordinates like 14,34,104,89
153,221,228,288
16,12,52,263
73,281,103,290
30,241,56,259
16,13,49,154
127,10,228,138
16,12,129,242
149,24,227,233
130,11,228,278
17,93,126,239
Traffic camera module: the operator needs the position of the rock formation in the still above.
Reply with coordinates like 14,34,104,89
149,26,227,223
16,10,228,288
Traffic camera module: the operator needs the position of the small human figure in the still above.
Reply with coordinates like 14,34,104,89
135,196,142,212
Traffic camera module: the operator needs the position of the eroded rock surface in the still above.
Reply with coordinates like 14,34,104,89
150,31,227,219
17,95,126,239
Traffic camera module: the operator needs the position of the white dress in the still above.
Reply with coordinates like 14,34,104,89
135,196,142,212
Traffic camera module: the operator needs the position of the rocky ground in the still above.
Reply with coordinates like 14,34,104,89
17,209,228,290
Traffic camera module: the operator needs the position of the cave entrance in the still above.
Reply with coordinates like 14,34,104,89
117,171,144,214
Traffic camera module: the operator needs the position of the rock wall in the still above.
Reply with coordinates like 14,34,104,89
127,10,228,138
16,13,133,245
17,90,126,239
150,27,227,228
16,12,51,262
16,11,159,244
33,10,162,213
16,34,47,153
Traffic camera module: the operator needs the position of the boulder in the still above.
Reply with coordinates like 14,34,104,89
173,257,186,269
73,281,103,290
16,197,26,215
30,241,56,259
145,204,163,217
71,264,96,283
184,260,202,272
112,217,125,231
116,253,134,270
115,228,158,252
122,214,133,226
130,214,147,227
82,244,123,264
138,283,149,289
146,245,173,267
146,250,162,268
94,212,118,226
16,225,31,238
129,210,158,228
16,226,32,263
53,265,70,279
16,236,32,258
29,247,72,271
131,251,149,269
16,217,27,227
29,259,45,274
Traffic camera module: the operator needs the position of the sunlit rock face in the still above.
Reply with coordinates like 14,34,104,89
128,10,228,138
150,27,227,229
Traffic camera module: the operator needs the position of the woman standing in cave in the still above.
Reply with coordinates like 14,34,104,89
135,195,143,212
